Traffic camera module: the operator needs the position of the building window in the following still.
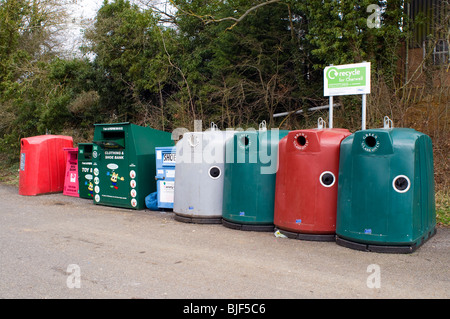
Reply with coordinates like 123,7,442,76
433,39,449,65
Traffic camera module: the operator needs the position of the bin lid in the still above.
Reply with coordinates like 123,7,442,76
21,135,73,145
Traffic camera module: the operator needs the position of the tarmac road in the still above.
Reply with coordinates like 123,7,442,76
0,183,448,300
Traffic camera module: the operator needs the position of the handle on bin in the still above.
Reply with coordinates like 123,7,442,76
259,120,267,131
317,117,327,129
383,116,394,129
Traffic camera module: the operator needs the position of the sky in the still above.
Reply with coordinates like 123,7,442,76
60,0,104,58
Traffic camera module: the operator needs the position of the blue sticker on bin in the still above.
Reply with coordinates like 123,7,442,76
239,212,245,216
296,219,302,224
364,229,372,234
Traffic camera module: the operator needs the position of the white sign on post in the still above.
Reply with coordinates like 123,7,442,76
324,62,371,130
324,62,371,96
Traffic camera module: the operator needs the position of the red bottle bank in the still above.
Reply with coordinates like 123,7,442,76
274,127,351,241
19,135,74,196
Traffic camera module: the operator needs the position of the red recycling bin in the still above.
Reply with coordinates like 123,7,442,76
19,135,73,196
274,128,351,241
63,147,79,197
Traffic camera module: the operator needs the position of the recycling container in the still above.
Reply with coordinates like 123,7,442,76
19,135,74,196
63,147,79,197
92,122,173,210
274,122,351,241
222,123,289,231
173,124,235,223
336,125,436,253
78,143,94,199
155,146,176,210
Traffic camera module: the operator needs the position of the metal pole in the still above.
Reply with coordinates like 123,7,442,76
329,96,333,128
362,94,367,130
272,103,340,118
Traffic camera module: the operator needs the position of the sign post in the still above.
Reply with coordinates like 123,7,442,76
324,62,371,130
329,95,333,128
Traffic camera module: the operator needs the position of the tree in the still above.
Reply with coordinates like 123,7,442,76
83,0,178,128
0,0,73,159
170,0,310,128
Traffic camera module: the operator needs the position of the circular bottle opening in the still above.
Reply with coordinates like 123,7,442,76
297,135,307,146
209,166,221,179
393,175,410,193
365,136,377,148
319,171,335,187
241,136,249,146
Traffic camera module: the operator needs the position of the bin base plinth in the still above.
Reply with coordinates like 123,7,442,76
336,227,437,254
275,228,336,242
222,219,274,232
174,214,222,224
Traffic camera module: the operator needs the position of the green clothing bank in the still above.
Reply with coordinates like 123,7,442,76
92,123,173,210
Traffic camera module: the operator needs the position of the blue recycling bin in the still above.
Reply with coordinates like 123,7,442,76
155,146,176,209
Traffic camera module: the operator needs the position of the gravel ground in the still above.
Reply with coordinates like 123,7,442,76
0,184,448,300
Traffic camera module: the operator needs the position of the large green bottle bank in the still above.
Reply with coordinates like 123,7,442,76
336,127,436,253
92,123,173,210
77,143,94,199
222,124,289,231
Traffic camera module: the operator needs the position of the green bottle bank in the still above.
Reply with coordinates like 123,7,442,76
222,124,289,231
92,123,173,210
336,127,436,253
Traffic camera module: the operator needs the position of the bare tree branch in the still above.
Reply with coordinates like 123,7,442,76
157,26,196,119
204,0,281,30
166,0,282,30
